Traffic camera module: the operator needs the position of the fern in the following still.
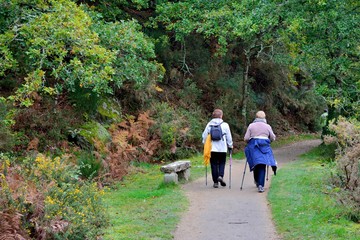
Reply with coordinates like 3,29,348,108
105,111,161,179
0,211,29,240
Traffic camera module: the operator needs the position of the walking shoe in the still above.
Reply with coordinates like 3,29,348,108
218,176,226,187
258,185,264,193
213,183,219,188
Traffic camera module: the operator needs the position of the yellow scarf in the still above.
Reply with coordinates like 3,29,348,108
203,134,212,166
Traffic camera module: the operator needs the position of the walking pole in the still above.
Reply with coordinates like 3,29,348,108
266,165,269,181
205,165,208,186
229,151,232,189
240,159,247,190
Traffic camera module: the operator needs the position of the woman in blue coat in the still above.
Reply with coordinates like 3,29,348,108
244,111,277,193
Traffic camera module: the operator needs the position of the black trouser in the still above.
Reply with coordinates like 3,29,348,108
253,164,266,187
210,152,227,183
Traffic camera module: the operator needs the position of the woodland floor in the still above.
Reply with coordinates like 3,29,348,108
173,139,322,240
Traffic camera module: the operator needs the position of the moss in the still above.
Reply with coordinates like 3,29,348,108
97,98,122,122
79,121,111,150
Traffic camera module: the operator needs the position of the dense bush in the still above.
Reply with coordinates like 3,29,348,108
149,102,204,161
76,151,102,179
11,97,82,152
0,99,14,151
324,117,360,222
0,153,107,239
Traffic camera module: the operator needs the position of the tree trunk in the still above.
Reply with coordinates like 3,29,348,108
242,49,251,130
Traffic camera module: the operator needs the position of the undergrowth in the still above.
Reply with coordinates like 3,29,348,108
0,153,107,239
325,117,360,222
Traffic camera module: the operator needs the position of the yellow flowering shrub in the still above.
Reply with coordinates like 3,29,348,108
0,153,107,239
44,182,106,239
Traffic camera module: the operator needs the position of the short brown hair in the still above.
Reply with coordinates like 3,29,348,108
212,109,223,118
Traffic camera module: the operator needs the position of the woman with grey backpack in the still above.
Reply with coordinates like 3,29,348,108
202,109,233,188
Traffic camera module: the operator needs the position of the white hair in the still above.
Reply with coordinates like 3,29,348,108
256,111,266,119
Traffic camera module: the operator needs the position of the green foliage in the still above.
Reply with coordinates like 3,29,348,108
97,97,122,123
177,106,205,155
150,102,203,160
93,18,164,89
176,79,202,109
76,151,102,179
279,0,360,119
1,0,164,110
78,121,112,152
150,102,178,157
0,32,17,77
275,86,327,131
214,70,248,132
0,98,14,151
154,0,280,52
68,86,101,116
153,0,359,122
45,182,106,239
83,0,156,21
9,0,115,106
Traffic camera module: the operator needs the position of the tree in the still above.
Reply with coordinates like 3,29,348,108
0,0,164,107
154,0,360,123
154,0,285,128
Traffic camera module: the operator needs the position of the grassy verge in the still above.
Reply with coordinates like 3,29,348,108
102,162,188,240
232,133,318,158
270,133,319,148
101,154,215,240
268,144,360,240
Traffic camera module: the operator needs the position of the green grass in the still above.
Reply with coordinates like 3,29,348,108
270,133,319,148
231,133,318,159
102,162,188,240
268,144,360,240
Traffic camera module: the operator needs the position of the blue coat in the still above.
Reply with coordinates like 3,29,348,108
245,138,277,173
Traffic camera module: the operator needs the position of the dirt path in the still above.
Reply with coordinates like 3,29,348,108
173,139,322,240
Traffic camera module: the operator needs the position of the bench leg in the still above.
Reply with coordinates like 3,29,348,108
178,168,190,181
164,172,178,184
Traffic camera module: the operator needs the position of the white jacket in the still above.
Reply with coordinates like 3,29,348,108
202,118,233,153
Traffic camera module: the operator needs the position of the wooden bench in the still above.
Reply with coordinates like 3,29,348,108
160,160,191,183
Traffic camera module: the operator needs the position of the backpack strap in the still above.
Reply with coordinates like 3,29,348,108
219,121,225,138
215,121,224,127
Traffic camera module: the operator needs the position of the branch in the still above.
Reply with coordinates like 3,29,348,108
179,41,193,76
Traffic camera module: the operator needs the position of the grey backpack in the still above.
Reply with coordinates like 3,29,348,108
210,122,224,141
